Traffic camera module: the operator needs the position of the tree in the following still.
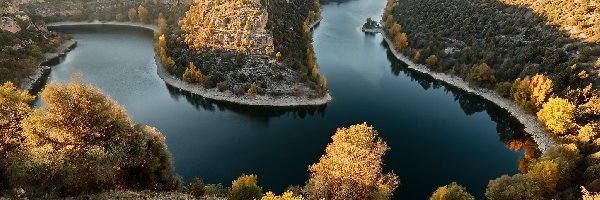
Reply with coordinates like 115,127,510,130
414,51,421,62
467,63,496,88
529,74,554,109
128,8,137,22
425,55,438,68
187,177,205,197
276,52,282,60
228,174,262,200
183,62,202,83
157,13,168,36
0,82,33,155
138,5,149,24
527,160,559,193
247,82,257,96
537,97,576,136
430,182,475,200
115,13,125,22
394,33,409,52
486,174,545,200
305,123,399,200
261,191,303,200
389,23,401,37
7,79,180,195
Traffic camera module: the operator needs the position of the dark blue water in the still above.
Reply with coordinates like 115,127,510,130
37,0,534,198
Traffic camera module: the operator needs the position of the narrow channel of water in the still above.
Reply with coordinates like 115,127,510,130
36,0,535,198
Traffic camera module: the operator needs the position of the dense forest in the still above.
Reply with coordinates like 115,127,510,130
157,0,327,98
383,0,600,198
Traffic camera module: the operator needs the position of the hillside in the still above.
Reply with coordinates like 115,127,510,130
384,0,599,92
161,0,328,101
0,0,70,88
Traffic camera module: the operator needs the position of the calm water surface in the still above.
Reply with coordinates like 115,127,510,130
37,0,534,198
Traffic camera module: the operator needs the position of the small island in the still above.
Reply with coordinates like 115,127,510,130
361,17,380,33
155,0,331,106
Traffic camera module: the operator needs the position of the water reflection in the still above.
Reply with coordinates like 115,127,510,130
384,45,540,156
165,84,328,124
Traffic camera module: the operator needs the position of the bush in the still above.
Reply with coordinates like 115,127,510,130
486,174,544,200
227,174,262,200
204,183,228,197
187,177,205,197
467,63,496,88
247,82,258,96
5,80,180,196
430,182,475,200
425,55,438,68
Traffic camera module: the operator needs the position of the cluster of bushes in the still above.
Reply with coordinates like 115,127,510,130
0,80,181,197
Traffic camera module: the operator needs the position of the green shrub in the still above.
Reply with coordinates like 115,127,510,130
205,184,228,197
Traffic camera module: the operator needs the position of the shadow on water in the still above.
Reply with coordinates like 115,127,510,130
384,41,541,154
165,84,328,124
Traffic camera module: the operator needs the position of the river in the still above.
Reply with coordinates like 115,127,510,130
35,0,536,198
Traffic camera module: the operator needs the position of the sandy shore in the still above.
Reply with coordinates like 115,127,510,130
380,29,556,153
20,39,77,91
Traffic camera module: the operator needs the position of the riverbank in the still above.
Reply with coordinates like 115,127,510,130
155,56,332,107
19,39,77,91
47,20,157,31
380,29,556,153
45,21,332,107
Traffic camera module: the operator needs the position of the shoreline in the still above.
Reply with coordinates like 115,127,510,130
20,39,77,91
380,29,556,153
155,56,332,107
47,20,333,107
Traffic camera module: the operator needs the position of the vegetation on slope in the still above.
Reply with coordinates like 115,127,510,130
382,0,600,198
158,0,327,98
0,1,70,87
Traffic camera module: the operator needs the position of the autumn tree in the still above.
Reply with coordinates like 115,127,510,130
430,182,475,200
183,62,202,83
467,63,496,88
6,80,180,195
261,191,303,200
156,34,176,73
128,8,137,22
228,174,262,200
537,97,576,136
512,74,554,113
305,123,399,200
394,33,409,52
0,82,33,155
138,5,149,24
389,23,401,37
486,174,545,200
156,13,168,37
247,82,258,96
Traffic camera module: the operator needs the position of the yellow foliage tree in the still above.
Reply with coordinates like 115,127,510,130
394,32,409,52
247,82,257,96
305,123,399,200
414,51,421,62
529,74,554,109
389,23,401,37
429,182,475,200
127,8,137,22
261,191,303,200
228,174,262,200
138,5,149,24
537,97,576,136
183,62,201,83
0,82,33,156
